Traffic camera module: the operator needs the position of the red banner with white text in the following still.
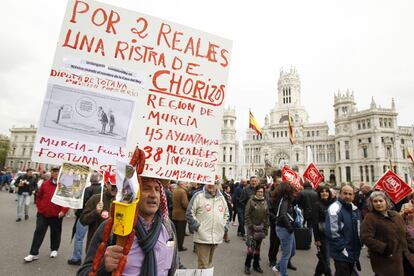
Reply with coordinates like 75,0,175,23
281,166,303,191
303,162,323,189
375,170,412,204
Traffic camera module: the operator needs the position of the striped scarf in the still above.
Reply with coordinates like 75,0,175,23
135,213,162,276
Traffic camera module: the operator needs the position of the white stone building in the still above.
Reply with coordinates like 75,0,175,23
217,107,239,181
5,125,52,172
333,91,413,185
234,68,413,186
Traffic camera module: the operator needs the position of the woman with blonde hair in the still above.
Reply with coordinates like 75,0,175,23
361,191,414,276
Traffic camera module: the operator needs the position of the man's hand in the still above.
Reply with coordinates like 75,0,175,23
314,240,321,248
58,211,65,218
96,202,104,214
104,245,124,272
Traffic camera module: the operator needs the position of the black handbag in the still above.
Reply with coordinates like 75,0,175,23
252,224,265,240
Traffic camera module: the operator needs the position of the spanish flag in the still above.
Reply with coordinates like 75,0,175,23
249,111,262,135
288,110,293,144
407,147,414,165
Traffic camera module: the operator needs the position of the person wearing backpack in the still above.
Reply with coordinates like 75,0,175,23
272,182,297,276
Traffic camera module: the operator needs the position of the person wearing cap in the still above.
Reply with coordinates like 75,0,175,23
78,176,178,276
186,181,229,269
80,179,117,252
67,171,103,266
24,167,69,262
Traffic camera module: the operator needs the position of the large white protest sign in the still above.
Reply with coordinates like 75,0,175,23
32,0,232,184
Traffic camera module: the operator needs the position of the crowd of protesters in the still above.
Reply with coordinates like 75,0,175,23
2,165,414,276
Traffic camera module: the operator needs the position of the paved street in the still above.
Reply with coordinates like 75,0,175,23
0,191,374,275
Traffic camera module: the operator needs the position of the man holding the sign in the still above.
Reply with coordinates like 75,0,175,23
325,185,362,276
27,0,232,273
78,177,178,276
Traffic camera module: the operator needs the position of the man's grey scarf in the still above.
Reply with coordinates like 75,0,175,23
135,213,162,276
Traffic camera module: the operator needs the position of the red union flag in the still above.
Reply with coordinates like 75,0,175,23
375,170,412,204
282,166,303,191
104,171,116,185
303,163,323,189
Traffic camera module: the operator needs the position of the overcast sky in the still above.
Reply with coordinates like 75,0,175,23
1,0,413,139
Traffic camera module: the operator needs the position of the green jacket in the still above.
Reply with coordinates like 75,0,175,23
245,196,269,235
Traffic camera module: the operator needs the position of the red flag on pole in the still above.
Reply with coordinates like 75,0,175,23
407,147,414,165
303,163,323,189
375,170,412,204
288,110,293,145
37,163,43,173
104,171,116,185
281,165,303,191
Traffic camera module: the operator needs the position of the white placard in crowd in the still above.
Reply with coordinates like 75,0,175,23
51,162,91,209
175,267,214,276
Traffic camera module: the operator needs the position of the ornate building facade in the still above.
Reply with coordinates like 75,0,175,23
233,68,413,186
4,125,52,172
217,107,239,181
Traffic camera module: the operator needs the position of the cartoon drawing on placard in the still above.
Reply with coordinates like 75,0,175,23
41,84,134,147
